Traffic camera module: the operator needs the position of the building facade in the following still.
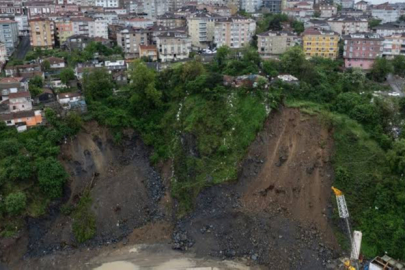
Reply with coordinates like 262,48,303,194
187,12,219,49
214,15,256,49
117,28,149,58
327,16,368,36
0,20,18,55
343,33,383,69
29,19,55,49
302,27,339,59
371,3,401,23
257,30,300,58
382,34,405,59
156,32,191,62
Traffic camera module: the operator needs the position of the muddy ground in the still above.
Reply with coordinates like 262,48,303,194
1,108,341,269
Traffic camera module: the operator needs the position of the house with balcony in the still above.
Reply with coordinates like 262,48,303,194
343,33,383,69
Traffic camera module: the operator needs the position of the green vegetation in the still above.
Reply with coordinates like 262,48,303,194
25,42,123,67
28,75,44,97
256,13,305,34
72,191,96,243
281,47,405,259
0,109,81,236
60,67,75,84
369,18,382,28
86,48,282,214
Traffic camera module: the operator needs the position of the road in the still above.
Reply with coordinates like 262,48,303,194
14,36,31,60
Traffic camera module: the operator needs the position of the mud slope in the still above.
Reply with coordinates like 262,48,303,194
25,122,168,256
174,107,339,270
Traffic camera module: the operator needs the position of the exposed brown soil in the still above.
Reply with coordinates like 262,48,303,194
173,107,339,269
1,107,340,269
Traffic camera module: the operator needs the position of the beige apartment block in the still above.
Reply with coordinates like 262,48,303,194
29,18,55,49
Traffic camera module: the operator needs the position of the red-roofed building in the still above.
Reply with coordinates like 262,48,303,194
139,45,158,61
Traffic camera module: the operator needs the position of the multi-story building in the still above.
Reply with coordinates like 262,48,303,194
121,17,154,28
263,0,282,13
240,0,262,13
343,33,383,69
91,19,109,39
156,32,191,62
198,4,232,17
0,20,18,55
257,30,300,58
71,17,93,37
371,3,402,23
8,91,32,113
187,11,220,49
26,2,56,18
139,45,158,61
116,28,149,58
95,0,119,8
319,4,337,18
142,0,171,19
373,22,405,37
302,27,339,59
382,34,405,59
157,13,187,28
14,15,29,36
326,16,368,35
354,0,368,11
0,42,7,63
214,15,256,49
341,0,354,9
282,8,314,19
29,18,55,49
55,19,73,44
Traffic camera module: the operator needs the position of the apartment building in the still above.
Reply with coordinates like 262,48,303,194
257,30,300,58
91,19,109,39
0,42,7,63
157,13,187,29
343,33,383,69
319,4,337,18
187,12,220,49
214,15,256,49
29,18,55,49
14,15,29,36
371,3,402,23
156,32,191,62
302,27,339,59
354,0,368,11
263,0,282,13
382,34,405,59
326,16,368,35
0,20,18,56
117,28,149,58
282,8,314,18
55,19,73,44
95,0,119,8
373,22,405,37
240,0,262,12
142,0,170,19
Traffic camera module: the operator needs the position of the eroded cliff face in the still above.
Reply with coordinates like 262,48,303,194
2,108,340,270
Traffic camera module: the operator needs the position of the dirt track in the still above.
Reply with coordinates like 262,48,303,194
1,108,340,269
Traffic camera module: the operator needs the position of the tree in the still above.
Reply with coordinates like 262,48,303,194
393,55,405,77
369,57,393,82
369,18,382,28
262,60,279,77
83,68,114,102
280,46,307,77
36,157,68,199
60,67,75,84
387,139,405,174
214,46,231,68
5,192,26,215
128,60,162,112
41,60,51,72
28,75,43,97
291,20,304,34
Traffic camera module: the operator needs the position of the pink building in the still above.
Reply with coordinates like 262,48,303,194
343,33,383,70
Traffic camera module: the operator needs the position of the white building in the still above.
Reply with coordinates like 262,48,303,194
354,0,368,11
90,19,109,39
95,0,119,8
240,0,263,13
214,15,256,48
374,22,405,37
14,15,29,36
371,3,402,23
0,43,7,63
327,16,368,35
187,12,220,49
156,32,191,62
121,18,154,28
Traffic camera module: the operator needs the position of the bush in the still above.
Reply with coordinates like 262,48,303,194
5,192,27,215
72,192,96,243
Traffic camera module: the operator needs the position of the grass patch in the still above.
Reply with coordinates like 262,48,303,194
72,191,96,243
